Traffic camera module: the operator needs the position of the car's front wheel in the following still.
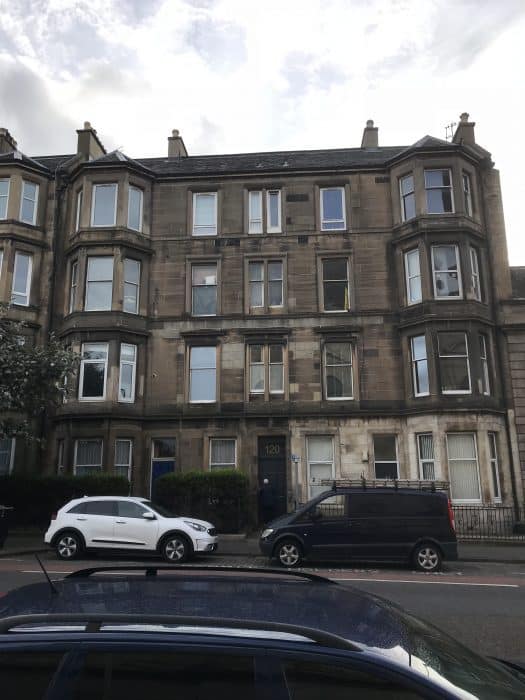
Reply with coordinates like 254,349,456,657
412,543,442,572
161,535,190,563
55,532,83,560
275,539,303,568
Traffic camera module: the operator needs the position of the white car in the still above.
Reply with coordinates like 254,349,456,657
44,496,218,562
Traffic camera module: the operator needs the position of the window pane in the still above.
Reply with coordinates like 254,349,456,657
194,193,216,234
400,175,414,196
86,281,113,310
269,364,284,392
322,189,343,221
121,344,136,362
250,281,263,307
269,345,283,363
448,434,480,501
82,362,106,397
88,257,114,281
123,282,138,313
415,360,429,394
326,365,352,397
323,259,347,280
153,438,176,458
409,276,422,302
308,436,333,462
249,191,262,233
323,281,348,311
190,346,216,369
192,264,216,285
325,343,352,365
190,368,216,401
418,434,435,460
115,440,131,465
268,280,283,306
439,332,466,355
425,169,451,188
92,184,117,226
250,345,263,363
268,261,282,281
193,286,217,315
118,502,147,518
374,435,396,461
375,463,398,479
249,262,263,281
124,259,140,284
267,190,280,229
211,439,235,465
128,187,142,231
427,189,453,214
0,179,8,218
20,196,36,224
119,364,134,399
441,358,469,392
12,252,31,304
250,364,265,392
83,343,108,360
406,250,420,277
76,440,102,465
0,438,13,474
411,335,426,361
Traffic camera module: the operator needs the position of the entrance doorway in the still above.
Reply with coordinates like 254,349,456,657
257,436,287,521
150,438,176,497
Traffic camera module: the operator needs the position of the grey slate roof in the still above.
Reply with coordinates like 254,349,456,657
511,268,525,299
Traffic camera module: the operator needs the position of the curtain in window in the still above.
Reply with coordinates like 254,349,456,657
447,434,481,501
211,439,235,468
115,440,131,465
76,440,102,466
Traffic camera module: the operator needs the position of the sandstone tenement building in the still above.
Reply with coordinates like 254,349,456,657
0,114,523,516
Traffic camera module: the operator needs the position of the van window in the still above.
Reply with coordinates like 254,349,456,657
349,494,444,517
0,651,64,699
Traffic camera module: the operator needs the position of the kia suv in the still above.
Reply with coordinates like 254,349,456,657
44,496,218,562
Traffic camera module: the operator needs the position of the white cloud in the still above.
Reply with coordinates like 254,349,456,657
0,0,524,261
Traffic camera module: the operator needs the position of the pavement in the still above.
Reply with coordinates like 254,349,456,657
1,530,525,563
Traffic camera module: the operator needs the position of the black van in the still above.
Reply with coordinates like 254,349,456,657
259,487,457,571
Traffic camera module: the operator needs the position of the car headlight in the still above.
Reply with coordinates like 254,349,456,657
261,528,274,539
184,521,207,532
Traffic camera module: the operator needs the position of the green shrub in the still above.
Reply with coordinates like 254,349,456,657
0,475,129,528
153,469,249,533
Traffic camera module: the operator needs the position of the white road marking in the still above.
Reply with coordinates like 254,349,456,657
333,577,519,588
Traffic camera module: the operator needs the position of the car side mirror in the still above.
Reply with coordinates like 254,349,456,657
142,512,156,520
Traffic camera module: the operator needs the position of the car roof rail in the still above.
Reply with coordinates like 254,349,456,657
0,613,361,651
65,565,338,584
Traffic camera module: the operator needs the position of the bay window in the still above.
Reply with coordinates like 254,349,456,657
404,249,422,305
79,343,109,400
20,181,38,225
399,174,415,221
11,251,32,306
0,178,9,219
410,335,429,396
470,247,481,301
431,245,462,298
446,433,481,503
74,439,103,476
115,439,132,480
462,172,473,216
127,186,143,232
417,434,436,480
425,169,454,214
118,343,137,402
91,184,117,226
438,332,471,394
85,257,114,311
123,259,140,314
69,260,78,313
479,334,490,395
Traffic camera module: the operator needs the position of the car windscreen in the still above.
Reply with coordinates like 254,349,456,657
396,606,525,699
142,501,178,518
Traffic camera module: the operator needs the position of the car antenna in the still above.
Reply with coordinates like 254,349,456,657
34,553,59,596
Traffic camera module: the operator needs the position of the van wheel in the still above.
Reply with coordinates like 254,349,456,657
412,543,442,572
276,539,303,568
56,532,83,560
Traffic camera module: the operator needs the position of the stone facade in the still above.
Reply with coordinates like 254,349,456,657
0,116,524,517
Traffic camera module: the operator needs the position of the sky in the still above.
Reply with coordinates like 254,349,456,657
0,0,524,262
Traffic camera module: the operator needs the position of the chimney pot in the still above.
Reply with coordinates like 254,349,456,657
366,119,374,128
172,129,179,137
452,112,476,146
84,121,91,129
460,112,469,123
168,129,188,157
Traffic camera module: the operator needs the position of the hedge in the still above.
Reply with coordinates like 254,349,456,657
153,469,249,533
0,475,129,528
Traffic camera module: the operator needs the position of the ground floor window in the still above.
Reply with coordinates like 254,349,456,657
446,433,481,503
209,438,236,470
488,432,502,502
307,436,334,498
74,439,103,476
115,439,132,480
373,435,399,479
0,438,15,475
417,433,436,480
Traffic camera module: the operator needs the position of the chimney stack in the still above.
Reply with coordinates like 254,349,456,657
453,112,476,146
77,121,106,160
0,127,18,154
361,119,378,148
168,129,188,157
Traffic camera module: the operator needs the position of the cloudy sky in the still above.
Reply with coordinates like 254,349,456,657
1,0,524,262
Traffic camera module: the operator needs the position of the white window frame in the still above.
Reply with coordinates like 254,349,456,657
320,187,346,231
424,168,454,214
462,172,473,217
269,344,284,395
404,249,422,305
431,245,463,299
75,189,83,231
248,344,285,397
85,256,114,311
410,335,429,397
438,332,471,395
19,181,39,225
399,174,415,222
470,247,481,302
479,334,491,396
11,251,32,306
91,183,118,227
192,192,218,236
417,433,436,480
127,186,143,232
69,260,78,314
74,439,103,476
118,343,137,403
123,258,141,314
373,434,399,480
0,437,15,475
79,342,109,401
322,258,350,312
209,438,237,470
191,262,217,316
248,190,263,234
189,346,217,403
488,432,502,503
266,190,282,233
323,342,354,400
307,435,335,499
248,260,284,311
446,432,481,504
249,344,265,395
0,178,10,219
115,439,133,480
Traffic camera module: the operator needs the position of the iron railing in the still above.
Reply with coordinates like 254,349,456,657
453,506,525,541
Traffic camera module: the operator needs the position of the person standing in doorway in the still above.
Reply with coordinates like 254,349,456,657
259,478,276,525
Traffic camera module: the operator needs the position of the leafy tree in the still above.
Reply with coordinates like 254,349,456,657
0,305,79,440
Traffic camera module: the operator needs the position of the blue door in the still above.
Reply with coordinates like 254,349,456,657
150,460,175,496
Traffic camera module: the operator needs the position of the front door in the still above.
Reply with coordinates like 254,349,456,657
257,436,287,520
150,438,177,497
